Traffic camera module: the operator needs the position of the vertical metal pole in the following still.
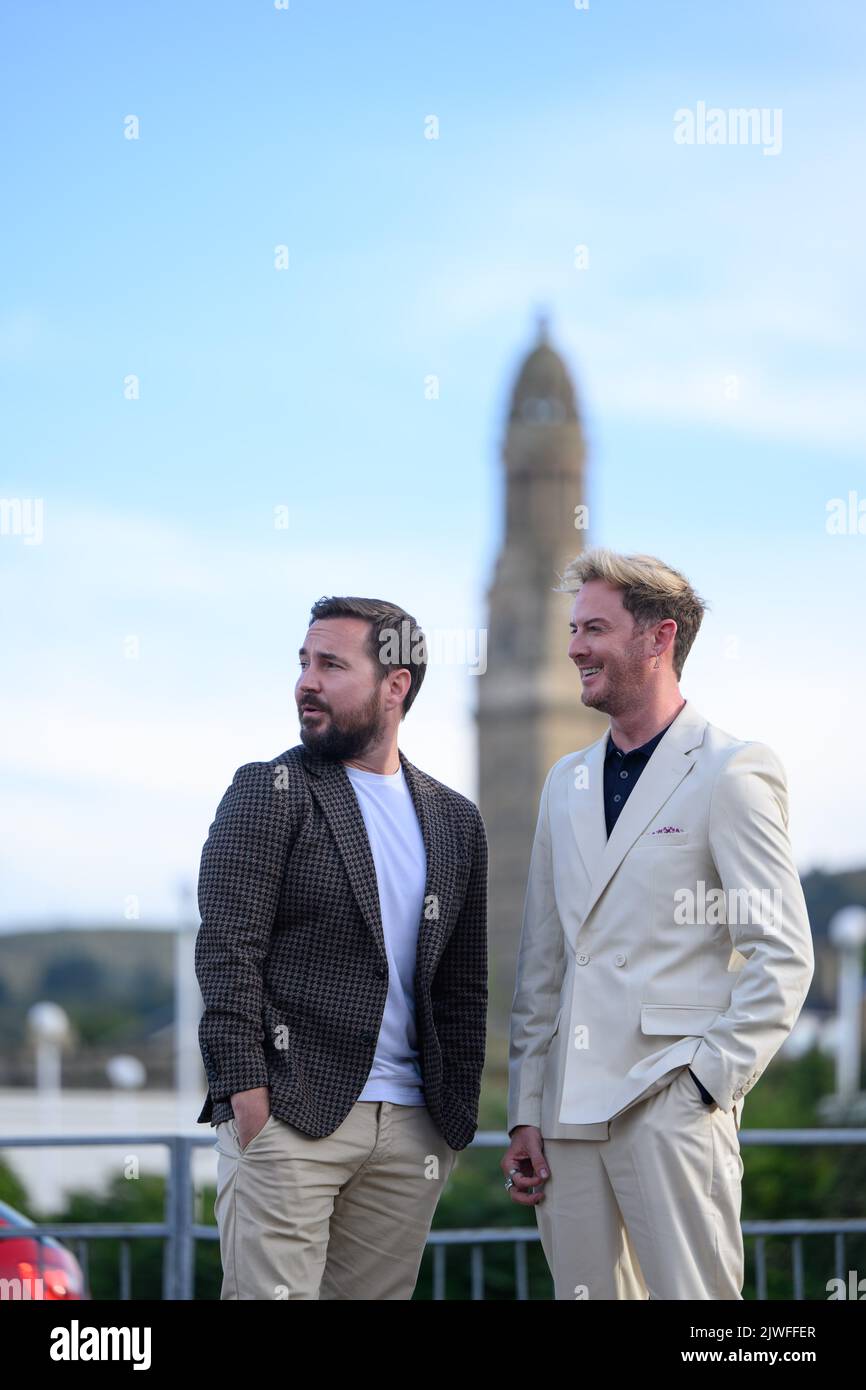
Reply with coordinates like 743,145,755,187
164,1136,194,1299
432,1245,446,1300
514,1241,528,1301
470,1244,484,1301
755,1237,767,1300
829,908,866,1100
792,1236,804,1300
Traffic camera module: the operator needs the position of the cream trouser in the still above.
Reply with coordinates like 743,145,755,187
213,1100,457,1300
536,1063,745,1299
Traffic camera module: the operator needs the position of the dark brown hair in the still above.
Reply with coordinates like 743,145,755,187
307,596,428,718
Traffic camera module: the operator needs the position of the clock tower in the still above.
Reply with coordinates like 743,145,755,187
476,315,606,1032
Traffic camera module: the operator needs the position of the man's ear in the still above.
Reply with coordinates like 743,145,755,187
655,617,678,658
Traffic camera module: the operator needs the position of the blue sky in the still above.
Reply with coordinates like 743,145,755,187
2,0,865,926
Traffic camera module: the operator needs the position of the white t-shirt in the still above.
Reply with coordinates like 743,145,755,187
344,761,427,1105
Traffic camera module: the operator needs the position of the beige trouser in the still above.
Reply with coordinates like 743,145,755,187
213,1100,457,1300
536,1064,745,1300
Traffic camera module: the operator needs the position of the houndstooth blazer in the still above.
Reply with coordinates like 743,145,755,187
194,742,488,1150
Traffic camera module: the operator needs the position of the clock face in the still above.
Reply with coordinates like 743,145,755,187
521,396,566,423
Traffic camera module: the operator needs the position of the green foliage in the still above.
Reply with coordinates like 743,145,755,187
0,1155,31,1211
39,955,107,1000
738,1049,866,1299
67,1005,143,1047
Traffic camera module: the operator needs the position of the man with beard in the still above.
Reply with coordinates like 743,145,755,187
502,549,814,1299
195,596,487,1300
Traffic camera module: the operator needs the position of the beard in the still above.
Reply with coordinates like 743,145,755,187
299,685,386,762
580,637,648,717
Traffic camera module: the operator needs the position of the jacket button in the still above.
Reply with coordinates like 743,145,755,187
361,1030,377,1045
375,966,386,979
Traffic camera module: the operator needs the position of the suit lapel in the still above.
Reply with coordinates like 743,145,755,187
568,734,608,888
301,744,452,975
303,747,387,962
398,751,457,975
569,702,708,930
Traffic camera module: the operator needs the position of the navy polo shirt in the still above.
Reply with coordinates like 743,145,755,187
603,712,716,1106
603,720,673,837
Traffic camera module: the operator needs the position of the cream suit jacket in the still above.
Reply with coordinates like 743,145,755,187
507,700,815,1139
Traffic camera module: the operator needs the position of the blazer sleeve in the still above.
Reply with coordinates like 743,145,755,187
690,742,815,1114
431,805,489,1120
507,761,566,1135
194,760,297,1104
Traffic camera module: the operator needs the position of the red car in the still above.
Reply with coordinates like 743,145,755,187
0,1198,86,1299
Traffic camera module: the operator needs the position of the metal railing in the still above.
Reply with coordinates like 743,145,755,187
1,1128,865,1300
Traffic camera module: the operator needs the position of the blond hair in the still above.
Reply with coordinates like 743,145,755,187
555,548,708,679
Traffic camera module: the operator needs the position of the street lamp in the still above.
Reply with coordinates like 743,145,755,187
828,906,866,1102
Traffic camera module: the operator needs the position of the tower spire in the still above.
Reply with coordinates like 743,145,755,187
508,316,578,425
478,315,604,1030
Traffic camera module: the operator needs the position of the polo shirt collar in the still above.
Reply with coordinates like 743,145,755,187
606,720,674,762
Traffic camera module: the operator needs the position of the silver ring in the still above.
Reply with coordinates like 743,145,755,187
504,1165,520,1192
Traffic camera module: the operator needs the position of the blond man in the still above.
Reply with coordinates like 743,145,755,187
502,549,814,1300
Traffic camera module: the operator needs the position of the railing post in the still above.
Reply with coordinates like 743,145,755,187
119,1240,132,1300
432,1245,446,1300
470,1244,484,1300
164,1136,195,1300
754,1237,767,1300
514,1241,528,1301
792,1236,805,1301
